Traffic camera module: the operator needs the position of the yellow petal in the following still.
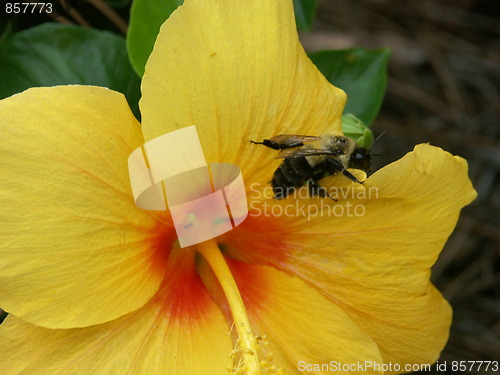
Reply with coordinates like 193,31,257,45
229,260,385,374
140,0,346,185
0,86,172,328
0,250,232,375
247,144,475,368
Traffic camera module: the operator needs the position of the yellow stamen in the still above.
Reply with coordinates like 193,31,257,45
194,239,261,374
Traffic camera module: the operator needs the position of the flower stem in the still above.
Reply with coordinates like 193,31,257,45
194,240,261,375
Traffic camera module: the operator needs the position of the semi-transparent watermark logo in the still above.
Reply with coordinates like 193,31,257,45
128,126,248,248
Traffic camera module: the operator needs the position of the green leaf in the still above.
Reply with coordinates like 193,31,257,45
127,0,184,77
293,0,319,31
0,19,13,46
0,23,141,118
309,48,390,126
341,113,373,148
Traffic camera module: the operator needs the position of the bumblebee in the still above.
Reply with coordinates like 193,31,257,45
250,134,372,199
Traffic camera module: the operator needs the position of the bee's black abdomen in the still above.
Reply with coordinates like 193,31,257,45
317,158,344,176
272,176,294,199
272,157,314,199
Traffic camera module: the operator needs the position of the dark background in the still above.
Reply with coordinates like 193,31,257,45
301,1,499,374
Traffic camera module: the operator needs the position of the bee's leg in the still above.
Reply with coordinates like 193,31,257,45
307,179,337,201
342,170,364,184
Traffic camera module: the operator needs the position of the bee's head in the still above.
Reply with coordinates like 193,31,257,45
349,147,371,172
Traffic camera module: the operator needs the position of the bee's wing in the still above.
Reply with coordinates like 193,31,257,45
269,134,320,147
250,134,320,150
276,148,342,159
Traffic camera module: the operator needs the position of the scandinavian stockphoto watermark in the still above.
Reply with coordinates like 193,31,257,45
248,182,379,221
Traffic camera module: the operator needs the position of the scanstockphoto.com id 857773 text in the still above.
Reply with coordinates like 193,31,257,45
297,360,433,373
297,360,500,373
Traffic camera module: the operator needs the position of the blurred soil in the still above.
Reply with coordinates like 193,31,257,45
300,1,499,373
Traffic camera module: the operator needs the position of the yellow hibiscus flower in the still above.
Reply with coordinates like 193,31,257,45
0,0,476,374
